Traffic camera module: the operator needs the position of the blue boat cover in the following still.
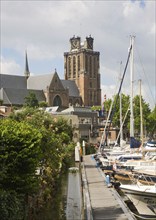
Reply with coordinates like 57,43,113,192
130,137,141,148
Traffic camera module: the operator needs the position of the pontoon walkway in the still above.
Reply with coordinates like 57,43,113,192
82,155,136,220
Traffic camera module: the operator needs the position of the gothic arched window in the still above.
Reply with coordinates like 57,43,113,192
85,55,88,72
53,95,62,107
78,56,80,76
73,56,76,78
68,57,71,77
90,56,92,77
94,57,96,78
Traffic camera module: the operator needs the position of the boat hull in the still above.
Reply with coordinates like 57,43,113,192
115,170,156,185
120,185,156,216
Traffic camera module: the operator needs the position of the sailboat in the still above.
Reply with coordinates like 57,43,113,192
119,36,156,219
115,61,128,148
97,36,143,164
120,183,156,218
129,36,141,151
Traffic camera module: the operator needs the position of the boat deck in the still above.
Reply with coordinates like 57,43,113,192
82,155,135,220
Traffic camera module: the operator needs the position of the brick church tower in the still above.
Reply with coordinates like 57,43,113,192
64,35,101,107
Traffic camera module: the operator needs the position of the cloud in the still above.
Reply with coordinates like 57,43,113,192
0,56,22,75
1,0,155,109
101,84,117,102
130,0,146,8
149,23,156,35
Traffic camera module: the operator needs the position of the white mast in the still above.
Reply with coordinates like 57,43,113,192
116,106,129,146
119,61,123,146
139,79,144,146
130,36,135,138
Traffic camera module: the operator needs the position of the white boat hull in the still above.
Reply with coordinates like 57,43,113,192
120,184,156,216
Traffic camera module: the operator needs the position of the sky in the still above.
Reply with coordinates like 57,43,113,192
1,0,156,110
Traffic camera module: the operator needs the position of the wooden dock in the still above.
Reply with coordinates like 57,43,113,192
82,155,136,220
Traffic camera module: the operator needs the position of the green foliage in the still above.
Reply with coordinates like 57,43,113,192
103,94,153,137
0,190,24,220
9,107,33,121
0,119,42,194
51,117,73,141
24,92,39,108
2,107,75,219
112,94,130,129
133,95,151,134
0,99,3,105
9,108,52,129
103,98,112,113
91,105,101,111
61,142,75,168
104,94,130,129
85,144,96,155
39,101,48,107
147,106,156,137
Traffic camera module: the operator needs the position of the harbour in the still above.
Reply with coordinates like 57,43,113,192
82,154,135,220
80,150,156,220
1,2,155,220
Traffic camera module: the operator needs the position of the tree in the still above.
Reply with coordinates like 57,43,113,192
133,95,151,136
0,189,24,220
103,94,130,129
24,92,39,108
0,99,3,106
147,106,156,138
91,106,101,111
103,98,112,117
9,108,74,189
0,119,42,194
39,101,48,107
102,93,152,139
3,108,75,219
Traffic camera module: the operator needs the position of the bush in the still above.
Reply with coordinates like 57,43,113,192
0,190,25,220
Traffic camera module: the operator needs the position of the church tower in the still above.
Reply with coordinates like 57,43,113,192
24,51,30,79
64,35,101,106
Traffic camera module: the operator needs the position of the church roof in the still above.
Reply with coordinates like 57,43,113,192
27,73,55,90
61,80,80,97
0,74,27,89
0,88,45,105
0,72,81,106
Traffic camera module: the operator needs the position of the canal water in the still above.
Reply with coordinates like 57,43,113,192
38,155,78,220
36,152,82,220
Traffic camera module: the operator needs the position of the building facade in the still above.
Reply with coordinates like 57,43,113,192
64,35,101,107
1,36,101,109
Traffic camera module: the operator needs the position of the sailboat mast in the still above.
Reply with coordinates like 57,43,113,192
139,79,144,145
130,36,135,138
119,61,123,143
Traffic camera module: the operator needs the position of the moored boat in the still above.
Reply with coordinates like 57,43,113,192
120,183,156,218
114,169,156,185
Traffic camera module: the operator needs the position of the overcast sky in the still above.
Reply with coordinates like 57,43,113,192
1,0,155,109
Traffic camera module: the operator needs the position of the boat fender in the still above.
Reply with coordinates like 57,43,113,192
106,174,111,187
